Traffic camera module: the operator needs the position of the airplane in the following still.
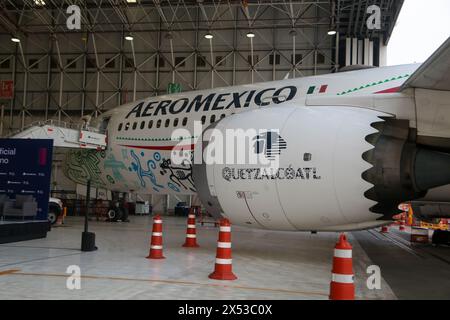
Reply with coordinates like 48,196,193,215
62,37,450,233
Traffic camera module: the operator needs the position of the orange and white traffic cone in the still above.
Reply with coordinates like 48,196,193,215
182,208,199,248
146,215,165,259
380,225,389,233
209,218,237,281
329,233,355,300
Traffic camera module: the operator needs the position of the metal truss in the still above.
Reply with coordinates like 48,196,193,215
336,0,404,44
0,1,401,135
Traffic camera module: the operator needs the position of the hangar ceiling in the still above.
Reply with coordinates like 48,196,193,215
0,0,403,134
0,1,403,37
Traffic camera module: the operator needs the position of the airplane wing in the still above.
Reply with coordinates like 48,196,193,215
401,36,450,91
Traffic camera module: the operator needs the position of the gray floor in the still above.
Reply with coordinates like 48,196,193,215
0,216,397,300
354,225,450,300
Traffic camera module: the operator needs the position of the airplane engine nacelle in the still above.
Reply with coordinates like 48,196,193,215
193,105,450,231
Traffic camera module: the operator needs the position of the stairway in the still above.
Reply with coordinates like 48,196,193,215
8,120,107,150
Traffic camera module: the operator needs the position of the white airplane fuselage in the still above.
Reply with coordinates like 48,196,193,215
63,63,450,231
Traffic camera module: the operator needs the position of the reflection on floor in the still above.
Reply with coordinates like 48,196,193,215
354,225,450,300
0,216,396,300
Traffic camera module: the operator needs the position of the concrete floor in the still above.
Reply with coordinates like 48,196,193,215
354,225,450,300
0,216,398,300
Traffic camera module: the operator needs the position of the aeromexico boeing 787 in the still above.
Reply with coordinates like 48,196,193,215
63,37,450,232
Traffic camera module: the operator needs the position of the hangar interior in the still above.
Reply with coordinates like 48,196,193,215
2,0,450,301
0,0,403,213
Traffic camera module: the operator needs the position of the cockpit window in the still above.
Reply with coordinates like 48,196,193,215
99,116,111,133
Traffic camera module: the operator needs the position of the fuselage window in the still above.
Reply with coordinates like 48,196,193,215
148,120,153,129
118,123,123,131
182,117,187,126
132,122,137,130
140,121,145,129
125,122,130,131
157,119,162,128
174,118,179,127
210,114,216,123
165,119,170,128
201,115,206,125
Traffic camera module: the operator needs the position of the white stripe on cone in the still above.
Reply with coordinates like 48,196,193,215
334,249,352,259
188,215,195,218
220,226,231,232
186,234,196,238
187,224,196,228
216,258,232,264
152,232,162,236
217,242,232,248
151,245,163,250
154,220,162,224
332,273,354,284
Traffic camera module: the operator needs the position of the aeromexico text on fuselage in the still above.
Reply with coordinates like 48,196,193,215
125,86,298,119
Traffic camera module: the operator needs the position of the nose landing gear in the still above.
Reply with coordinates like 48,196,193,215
106,204,129,222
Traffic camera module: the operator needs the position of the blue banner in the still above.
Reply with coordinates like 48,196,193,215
0,139,53,220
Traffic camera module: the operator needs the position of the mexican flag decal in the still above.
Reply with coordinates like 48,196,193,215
307,85,328,95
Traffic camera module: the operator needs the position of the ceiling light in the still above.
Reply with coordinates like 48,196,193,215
126,0,137,3
11,37,20,43
327,30,337,36
204,33,213,39
246,31,255,38
125,35,134,41
34,0,45,5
